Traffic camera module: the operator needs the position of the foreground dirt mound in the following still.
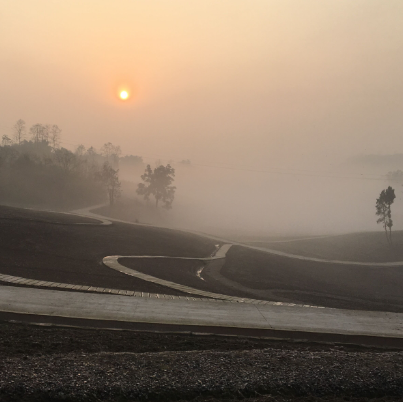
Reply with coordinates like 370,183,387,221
1,323,402,402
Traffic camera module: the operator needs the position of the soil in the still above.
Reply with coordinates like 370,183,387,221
222,246,403,312
0,205,215,295
0,205,99,225
1,321,403,402
119,258,253,299
247,231,403,263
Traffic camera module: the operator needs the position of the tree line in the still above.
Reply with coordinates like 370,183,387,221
0,119,177,210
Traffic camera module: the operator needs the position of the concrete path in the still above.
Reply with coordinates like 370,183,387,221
0,273,208,300
102,244,274,303
76,206,403,267
0,264,319,308
1,285,402,339
103,254,309,305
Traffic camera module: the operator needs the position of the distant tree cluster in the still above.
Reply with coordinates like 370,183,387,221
120,154,143,167
0,119,128,208
386,170,403,184
7,120,62,148
0,119,185,211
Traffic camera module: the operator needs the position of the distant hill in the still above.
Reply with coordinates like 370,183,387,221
348,154,403,169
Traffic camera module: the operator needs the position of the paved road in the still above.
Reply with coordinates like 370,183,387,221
1,285,403,339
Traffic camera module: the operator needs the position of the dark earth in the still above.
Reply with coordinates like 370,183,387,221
1,322,403,402
246,231,403,263
0,205,215,295
221,246,403,313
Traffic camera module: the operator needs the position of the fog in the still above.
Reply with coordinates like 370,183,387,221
1,1,403,237
118,162,402,238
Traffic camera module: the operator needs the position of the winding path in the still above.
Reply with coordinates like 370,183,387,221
75,205,403,267
102,246,320,307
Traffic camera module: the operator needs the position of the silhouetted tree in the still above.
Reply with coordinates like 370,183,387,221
98,162,121,206
1,135,12,146
49,125,61,149
54,148,77,172
13,119,26,145
376,186,396,244
75,144,86,156
100,142,121,168
29,124,45,143
137,164,176,209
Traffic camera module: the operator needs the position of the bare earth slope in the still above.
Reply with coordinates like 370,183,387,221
248,231,403,262
222,245,403,312
0,205,215,294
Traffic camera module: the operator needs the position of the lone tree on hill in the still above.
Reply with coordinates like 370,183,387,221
98,162,121,206
137,164,176,209
376,186,396,244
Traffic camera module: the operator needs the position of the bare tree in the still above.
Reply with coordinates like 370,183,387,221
13,119,26,145
100,142,121,168
97,162,121,206
30,124,45,143
85,146,99,176
43,124,51,143
49,125,61,149
75,144,86,157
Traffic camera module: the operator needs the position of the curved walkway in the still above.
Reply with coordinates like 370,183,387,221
0,273,217,301
102,245,320,307
0,272,320,308
76,205,403,267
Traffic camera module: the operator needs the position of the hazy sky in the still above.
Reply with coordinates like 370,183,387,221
1,0,403,168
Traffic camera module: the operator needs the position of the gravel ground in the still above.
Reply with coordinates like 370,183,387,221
2,347,403,401
1,323,403,402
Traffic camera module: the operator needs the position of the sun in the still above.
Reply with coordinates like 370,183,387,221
119,90,129,100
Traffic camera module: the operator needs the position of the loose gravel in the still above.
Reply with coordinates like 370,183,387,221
1,323,403,402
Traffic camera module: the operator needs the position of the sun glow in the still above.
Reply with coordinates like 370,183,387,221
120,90,129,100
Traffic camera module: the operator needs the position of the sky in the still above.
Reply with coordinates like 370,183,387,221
1,0,403,170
